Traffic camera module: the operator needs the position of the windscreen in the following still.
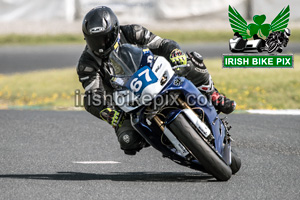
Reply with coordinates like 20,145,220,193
109,44,143,76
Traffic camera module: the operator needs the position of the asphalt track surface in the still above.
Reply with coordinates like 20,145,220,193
0,42,299,74
1,110,300,199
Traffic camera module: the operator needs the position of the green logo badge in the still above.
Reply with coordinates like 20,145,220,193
228,5,290,39
224,5,293,68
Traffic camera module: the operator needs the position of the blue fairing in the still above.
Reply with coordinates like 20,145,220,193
131,74,227,159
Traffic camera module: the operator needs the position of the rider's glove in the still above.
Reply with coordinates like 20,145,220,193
100,108,124,128
169,49,187,66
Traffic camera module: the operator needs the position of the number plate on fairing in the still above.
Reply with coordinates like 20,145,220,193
125,66,158,96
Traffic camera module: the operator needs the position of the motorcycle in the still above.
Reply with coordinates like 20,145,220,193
109,44,241,181
265,29,290,53
229,32,264,53
265,35,281,53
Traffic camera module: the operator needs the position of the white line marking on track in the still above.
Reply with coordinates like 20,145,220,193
247,109,300,115
73,161,120,164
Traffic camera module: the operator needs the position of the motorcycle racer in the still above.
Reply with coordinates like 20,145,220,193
265,28,291,53
77,6,236,155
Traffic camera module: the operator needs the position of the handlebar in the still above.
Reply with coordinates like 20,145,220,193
171,64,190,70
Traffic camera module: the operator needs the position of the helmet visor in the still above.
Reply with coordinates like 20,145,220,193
86,28,118,57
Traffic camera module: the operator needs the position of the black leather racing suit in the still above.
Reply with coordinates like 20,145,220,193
76,24,211,153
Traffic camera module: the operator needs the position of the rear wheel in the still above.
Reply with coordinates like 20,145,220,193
169,114,232,181
230,149,241,174
257,41,263,52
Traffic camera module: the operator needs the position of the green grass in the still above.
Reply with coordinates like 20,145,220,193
0,55,299,110
0,34,84,45
0,68,82,109
1,29,299,45
152,30,234,43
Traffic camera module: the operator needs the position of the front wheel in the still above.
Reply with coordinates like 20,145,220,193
268,41,278,53
169,114,232,181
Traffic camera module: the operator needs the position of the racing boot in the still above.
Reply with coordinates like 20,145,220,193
208,88,236,114
184,51,236,114
194,75,236,114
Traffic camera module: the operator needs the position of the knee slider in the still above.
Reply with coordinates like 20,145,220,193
187,51,206,69
117,130,143,151
185,60,210,87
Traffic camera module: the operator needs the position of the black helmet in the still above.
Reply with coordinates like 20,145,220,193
82,6,120,58
284,28,291,38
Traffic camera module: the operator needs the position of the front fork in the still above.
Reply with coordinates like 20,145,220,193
153,97,197,131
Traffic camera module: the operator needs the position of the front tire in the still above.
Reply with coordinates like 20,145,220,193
169,114,232,181
268,41,278,53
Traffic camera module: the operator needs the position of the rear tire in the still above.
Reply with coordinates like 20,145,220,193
230,149,241,174
169,114,232,181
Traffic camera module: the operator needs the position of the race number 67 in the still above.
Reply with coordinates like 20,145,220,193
130,68,152,92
